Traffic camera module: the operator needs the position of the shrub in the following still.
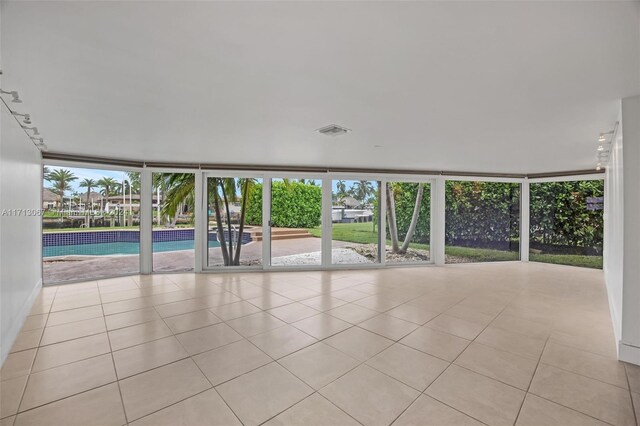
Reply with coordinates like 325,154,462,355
444,181,520,250
386,182,431,243
245,181,321,228
529,180,604,253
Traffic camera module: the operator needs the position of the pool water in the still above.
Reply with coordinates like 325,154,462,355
43,240,221,257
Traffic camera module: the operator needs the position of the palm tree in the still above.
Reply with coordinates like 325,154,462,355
336,180,349,199
155,173,195,221
71,191,81,208
47,169,78,208
79,178,96,210
43,166,51,181
97,177,120,210
126,172,141,195
386,182,425,254
208,177,256,266
350,180,374,206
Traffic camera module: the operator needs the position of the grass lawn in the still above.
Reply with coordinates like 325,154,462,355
311,222,601,268
444,246,519,262
530,253,602,269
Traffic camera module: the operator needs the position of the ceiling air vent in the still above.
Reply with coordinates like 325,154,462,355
316,124,351,136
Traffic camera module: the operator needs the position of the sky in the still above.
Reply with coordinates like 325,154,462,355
44,167,376,195
44,165,130,193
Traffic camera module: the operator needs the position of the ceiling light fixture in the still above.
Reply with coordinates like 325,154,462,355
11,110,31,124
22,125,40,135
31,138,47,151
316,124,351,137
0,89,22,103
594,124,618,170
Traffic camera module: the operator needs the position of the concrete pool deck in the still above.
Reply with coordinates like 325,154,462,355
43,238,359,284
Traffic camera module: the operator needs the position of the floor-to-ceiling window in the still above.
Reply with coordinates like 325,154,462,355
206,175,263,268
445,180,520,263
267,178,323,267
41,164,607,279
330,179,382,265
151,172,196,272
529,179,604,269
384,181,432,263
42,164,140,283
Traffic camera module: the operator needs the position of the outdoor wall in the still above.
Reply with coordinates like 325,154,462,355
619,95,640,364
0,103,43,363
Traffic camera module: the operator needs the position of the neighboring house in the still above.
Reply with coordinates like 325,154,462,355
337,196,360,208
42,188,59,209
106,194,161,213
80,191,105,209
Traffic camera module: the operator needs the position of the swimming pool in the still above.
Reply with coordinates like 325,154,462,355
43,239,221,257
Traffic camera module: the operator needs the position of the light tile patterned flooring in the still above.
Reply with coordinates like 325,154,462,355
1,262,638,426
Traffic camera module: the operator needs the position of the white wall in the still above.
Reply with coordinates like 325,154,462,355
605,95,640,365
619,95,640,364
0,102,43,364
604,104,624,347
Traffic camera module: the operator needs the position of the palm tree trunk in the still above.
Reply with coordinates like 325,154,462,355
386,183,400,252
211,184,230,265
400,183,424,253
85,190,91,228
219,181,234,264
233,180,249,265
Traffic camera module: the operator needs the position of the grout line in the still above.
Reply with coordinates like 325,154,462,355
153,307,245,426
10,286,60,418
532,357,631,391
624,363,639,426
10,381,121,420
98,283,130,425
401,297,513,426
525,392,618,426
5,268,624,426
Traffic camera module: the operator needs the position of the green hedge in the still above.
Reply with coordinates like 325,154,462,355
388,180,603,255
445,181,520,250
245,181,321,228
530,180,604,254
244,179,603,257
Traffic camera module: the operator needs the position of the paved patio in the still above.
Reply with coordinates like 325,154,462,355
43,238,357,284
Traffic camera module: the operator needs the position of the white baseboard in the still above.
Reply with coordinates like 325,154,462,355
619,341,640,366
1,278,42,365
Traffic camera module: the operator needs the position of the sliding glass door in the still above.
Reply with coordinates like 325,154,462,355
201,173,435,270
384,180,432,264
205,174,264,268
331,179,382,265
268,177,323,267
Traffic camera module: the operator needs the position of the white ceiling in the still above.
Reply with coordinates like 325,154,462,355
2,1,639,174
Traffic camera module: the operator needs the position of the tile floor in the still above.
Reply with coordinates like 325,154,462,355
1,262,638,426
